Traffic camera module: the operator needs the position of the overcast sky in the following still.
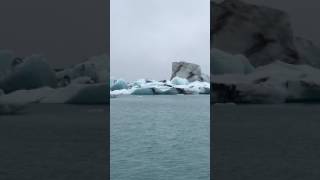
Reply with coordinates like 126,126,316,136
111,0,210,80
0,0,108,68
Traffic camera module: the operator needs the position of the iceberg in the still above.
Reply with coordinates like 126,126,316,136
110,89,134,96
0,50,14,76
131,88,155,95
154,87,179,95
66,83,107,104
187,81,210,94
42,83,107,104
213,61,320,103
171,77,189,85
110,77,210,96
211,48,254,75
110,79,128,91
0,87,55,104
56,54,108,85
0,55,57,93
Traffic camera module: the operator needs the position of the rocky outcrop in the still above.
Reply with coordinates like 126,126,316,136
171,61,209,82
211,0,301,66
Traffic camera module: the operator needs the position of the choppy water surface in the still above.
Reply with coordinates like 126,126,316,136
111,95,210,180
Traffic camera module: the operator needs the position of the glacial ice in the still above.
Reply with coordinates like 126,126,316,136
56,54,108,85
131,88,155,95
0,55,57,93
213,60,320,103
66,83,107,104
211,48,254,75
41,83,107,104
0,87,55,104
110,77,210,96
0,52,111,106
171,77,189,85
0,50,14,76
110,79,128,91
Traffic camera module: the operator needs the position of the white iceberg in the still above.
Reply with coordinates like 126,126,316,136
110,79,128,91
171,77,189,85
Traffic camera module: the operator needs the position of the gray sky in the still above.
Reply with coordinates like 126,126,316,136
111,0,210,81
0,0,108,69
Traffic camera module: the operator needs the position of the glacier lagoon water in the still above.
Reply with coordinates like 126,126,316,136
111,95,210,180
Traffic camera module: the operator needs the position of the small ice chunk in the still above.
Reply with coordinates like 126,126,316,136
111,79,128,91
171,77,189,85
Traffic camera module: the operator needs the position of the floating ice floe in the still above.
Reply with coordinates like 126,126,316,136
0,87,55,104
110,77,210,96
41,83,107,104
0,82,108,106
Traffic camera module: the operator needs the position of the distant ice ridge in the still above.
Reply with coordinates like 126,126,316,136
110,77,210,96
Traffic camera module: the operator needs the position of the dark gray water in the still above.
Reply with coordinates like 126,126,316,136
111,95,210,180
0,104,108,179
213,104,320,180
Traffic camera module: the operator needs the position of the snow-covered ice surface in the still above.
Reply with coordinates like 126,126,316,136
213,60,320,104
